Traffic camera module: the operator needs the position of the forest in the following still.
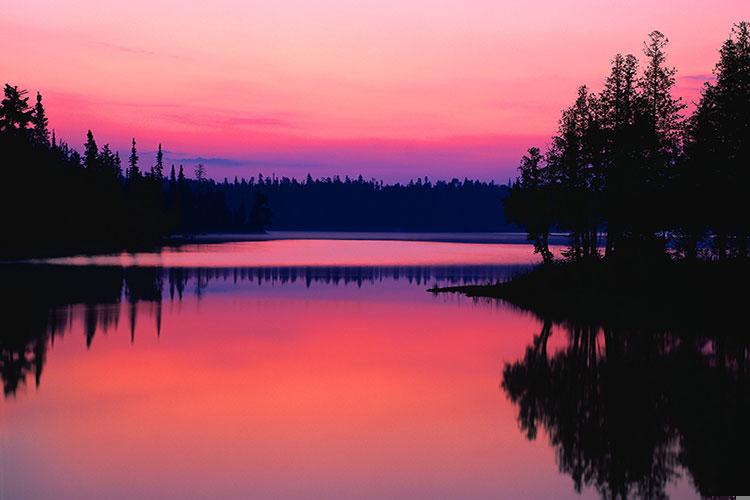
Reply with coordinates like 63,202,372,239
506,22,749,263
0,89,513,256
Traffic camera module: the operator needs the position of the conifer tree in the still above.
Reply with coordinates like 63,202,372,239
0,84,33,131
128,138,140,179
114,152,122,178
153,143,164,179
31,92,49,145
599,54,639,257
639,31,685,171
84,130,98,170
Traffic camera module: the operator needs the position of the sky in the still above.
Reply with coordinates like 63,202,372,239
1,1,747,182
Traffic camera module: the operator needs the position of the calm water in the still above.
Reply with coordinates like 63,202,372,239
1,240,741,499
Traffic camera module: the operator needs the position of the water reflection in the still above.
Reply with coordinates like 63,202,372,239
0,263,524,398
2,256,745,499
502,312,749,498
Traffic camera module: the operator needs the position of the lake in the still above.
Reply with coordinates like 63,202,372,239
0,239,735,499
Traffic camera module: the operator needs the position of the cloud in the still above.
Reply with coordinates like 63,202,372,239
681,73,715,82
91,41,160,57
88,41,190,61
160,111,297,129
165,156,243,166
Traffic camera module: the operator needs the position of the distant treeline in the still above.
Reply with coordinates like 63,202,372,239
0,88,513,256
219,174,512,231
507,22,749,263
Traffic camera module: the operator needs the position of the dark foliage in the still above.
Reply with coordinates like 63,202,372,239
0,89,273,257
216,174,512,232
507,23,749,263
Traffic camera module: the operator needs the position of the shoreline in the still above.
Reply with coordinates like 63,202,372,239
173,231,569,245
429,259,750,328
1,231,567,261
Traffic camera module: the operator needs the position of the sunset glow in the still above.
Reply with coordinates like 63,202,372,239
3,0,746,180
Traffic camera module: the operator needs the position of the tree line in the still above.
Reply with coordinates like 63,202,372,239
506,22,749,263
0,90,274,256
0,87,515,256
217,174,512,232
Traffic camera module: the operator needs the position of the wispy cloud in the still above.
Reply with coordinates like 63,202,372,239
88,40,190,61
165,156,243,166
160,111,297,129
681,73,715,82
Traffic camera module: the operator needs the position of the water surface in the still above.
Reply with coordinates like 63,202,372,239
1,239,730,499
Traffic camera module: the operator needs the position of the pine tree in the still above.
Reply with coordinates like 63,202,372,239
153,143,164,179
639,31,685,176
84,130,98,170
687,22,750,258
99,144,120,177
0,84,33,131
128,138,140,179
546,86,601,260
194,163,206,182
114,152,122,178
509,147,554,263
599,54,639,257
31,92,49,145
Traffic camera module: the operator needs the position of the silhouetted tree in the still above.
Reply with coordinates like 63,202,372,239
507,25,750,264
128,137,140,179
506,147,554,263
686,22,750,259
194,163,206,182
546,85,602,260
153,143,164,180
599,54,640,258
0,84,33,132
31,92,49,145
84,130,98,170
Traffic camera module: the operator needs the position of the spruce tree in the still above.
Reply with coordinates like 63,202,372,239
153,143,164,179
0,84,33,131
128,138,140,179
31,92,49,145
639,31,685,177
599,54,639,257
84,130,98,170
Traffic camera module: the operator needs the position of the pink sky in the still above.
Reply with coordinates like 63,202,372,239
2,1,746,181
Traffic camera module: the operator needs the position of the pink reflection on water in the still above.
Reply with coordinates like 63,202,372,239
36,240,547,268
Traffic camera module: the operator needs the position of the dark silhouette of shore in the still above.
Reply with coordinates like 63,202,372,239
434,22,749,313
503,23,749,264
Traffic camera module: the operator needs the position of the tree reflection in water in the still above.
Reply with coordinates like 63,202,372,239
0,263,521,397
502,313,749,498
